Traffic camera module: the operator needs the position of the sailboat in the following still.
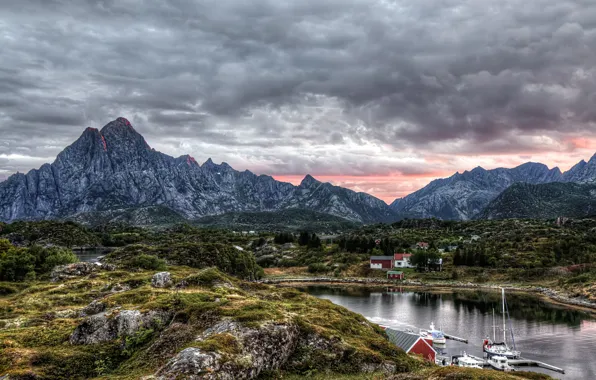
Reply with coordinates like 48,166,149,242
483,288,521,359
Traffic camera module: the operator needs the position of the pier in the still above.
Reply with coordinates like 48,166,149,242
444,333,468,344
464,354,565,375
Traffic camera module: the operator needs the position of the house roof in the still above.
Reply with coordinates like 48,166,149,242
384,329,421,352
370,256,394,260
394,253,412,260
387,271,403,275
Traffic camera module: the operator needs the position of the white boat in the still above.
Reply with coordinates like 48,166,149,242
483,289,521,359
487,355,515,372
420,321,447,345
451,352,483,369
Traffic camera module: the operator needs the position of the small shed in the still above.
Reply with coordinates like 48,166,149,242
385,329,436,362
387,270,404,280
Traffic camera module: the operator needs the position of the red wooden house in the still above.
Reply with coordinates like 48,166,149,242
385,329,436,362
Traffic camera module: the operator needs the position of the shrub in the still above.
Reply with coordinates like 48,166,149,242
125,254,167,271
307,263,329,274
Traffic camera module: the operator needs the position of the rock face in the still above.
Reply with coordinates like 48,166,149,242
0,118,394,224
70,309,173,345
156,321,298,379
151,272,173,288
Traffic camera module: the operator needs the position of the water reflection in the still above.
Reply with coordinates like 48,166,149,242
301,286,595,379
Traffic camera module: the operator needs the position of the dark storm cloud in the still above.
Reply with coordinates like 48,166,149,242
1,0,596,184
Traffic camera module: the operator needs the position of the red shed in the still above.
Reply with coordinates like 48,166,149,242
385,329,436,362
370,255,394,270
387,271,404,280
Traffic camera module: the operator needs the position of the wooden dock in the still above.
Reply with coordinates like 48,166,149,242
465,354,565,375
444,333,468,344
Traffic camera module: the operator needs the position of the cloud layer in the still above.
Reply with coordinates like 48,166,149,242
1,0,596,202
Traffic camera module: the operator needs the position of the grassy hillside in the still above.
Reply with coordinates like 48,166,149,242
194,209,361,232
479,182,596,220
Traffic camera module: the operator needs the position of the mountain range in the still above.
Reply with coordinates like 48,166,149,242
1,117,595,224
389,156,596,220
0,118,394,224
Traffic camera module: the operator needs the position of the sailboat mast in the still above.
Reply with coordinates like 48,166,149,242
502,288,506,343
492,308,496,341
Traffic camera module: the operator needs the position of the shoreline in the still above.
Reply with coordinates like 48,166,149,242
259,277,596,315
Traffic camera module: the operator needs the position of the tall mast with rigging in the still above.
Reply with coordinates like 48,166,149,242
502,288,507,344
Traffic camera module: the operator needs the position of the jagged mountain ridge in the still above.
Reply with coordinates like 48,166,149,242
478,182,596,220
0,118,395,223
390,157,596,220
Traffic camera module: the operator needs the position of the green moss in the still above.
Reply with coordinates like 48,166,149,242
194,333,241,355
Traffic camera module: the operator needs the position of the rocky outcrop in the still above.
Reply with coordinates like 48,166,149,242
155,321,299,379
70,309,173,345
0,118,395,224
51,262,97,281
79,299,107,317
151,272,173,288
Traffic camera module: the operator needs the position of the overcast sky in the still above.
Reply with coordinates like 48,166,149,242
1,0,596,202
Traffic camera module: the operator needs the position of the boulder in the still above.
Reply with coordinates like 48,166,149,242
51,262,96,281
80,299,107,317
70,309,173,345
281,243,295,250
155,321,298,379
152,272,173,288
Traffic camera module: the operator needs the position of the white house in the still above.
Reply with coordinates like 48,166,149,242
394,253,414,268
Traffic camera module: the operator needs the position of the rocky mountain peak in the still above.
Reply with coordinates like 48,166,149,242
300,174,320,187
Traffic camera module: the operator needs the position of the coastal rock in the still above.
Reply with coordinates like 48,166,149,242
155,321,298,379
51,262,96,281
151,272,173,288
70,309,173,345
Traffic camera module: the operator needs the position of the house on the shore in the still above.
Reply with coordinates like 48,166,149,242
369,256,394,270
384,329,436,362
394,253,414,268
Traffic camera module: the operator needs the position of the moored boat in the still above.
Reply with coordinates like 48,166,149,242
483,289,521,359
451,352,483,369
487,355,515,372
420,321,447,345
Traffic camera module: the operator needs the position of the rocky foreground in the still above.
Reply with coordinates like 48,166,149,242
0,263,551,379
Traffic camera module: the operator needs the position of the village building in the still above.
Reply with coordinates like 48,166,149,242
384,329,436,362
369,255,394,270
394,253,414,268
387,270,404,280
416,242,430,249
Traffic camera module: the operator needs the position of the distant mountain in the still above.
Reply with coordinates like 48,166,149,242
0,118,395,224
194,209,360,232
478,182,596,220
390,162,563,220
561,154,596,183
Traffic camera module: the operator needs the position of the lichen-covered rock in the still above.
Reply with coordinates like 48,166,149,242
70,309,173,345
79,299,107,317
155,321,298,379
156,348,223,379
152,272,173,288
51,262,97,281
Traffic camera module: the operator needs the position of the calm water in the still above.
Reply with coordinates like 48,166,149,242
301,286,596,380
73,248,112,262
